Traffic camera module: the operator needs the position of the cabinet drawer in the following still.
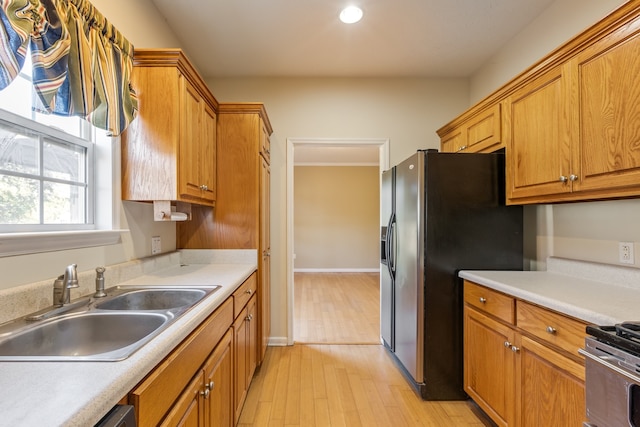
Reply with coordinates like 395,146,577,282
516,300,587,358
464,280,515,324
130,298,233,427
233,272,257,318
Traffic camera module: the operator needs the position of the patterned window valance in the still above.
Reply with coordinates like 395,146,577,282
0,0,137,136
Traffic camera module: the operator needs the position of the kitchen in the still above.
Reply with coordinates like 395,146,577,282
0,0,638,425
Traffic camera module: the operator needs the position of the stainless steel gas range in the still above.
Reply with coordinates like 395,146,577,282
581,323,640,427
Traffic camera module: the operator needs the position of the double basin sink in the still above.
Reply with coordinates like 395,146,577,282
0,285,221,361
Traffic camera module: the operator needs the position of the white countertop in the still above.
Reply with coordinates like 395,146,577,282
460,257,640,326
0,252,257,427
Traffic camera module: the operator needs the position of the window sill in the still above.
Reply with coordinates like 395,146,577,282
0,230,126,258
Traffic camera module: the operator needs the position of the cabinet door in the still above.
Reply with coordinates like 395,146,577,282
464,307,516,427
260,119,270,164
516,336,585,427
200,104,216,203
440,128,464,153
233,306,249,423
204,329,233,427
259,157,270,362
179,76,205,201
571,18,640,195
506,64,573,203
466,103,502,153
160,372,204,427
247,294,258,382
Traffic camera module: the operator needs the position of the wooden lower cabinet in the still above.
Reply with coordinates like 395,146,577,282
233,293,258,424
129,273,262,427
464,280,586,427
516,336,585,427
464,307,516,427
161,329,233,427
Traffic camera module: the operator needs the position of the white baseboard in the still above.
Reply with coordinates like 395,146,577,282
293,268,379,273
268,337,290,346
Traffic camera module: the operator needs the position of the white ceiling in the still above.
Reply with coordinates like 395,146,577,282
151,0,555,78
150,0,556,165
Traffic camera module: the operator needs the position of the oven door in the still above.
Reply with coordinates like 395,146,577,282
580,337,640,427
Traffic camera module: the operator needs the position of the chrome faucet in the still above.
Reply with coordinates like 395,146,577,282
53,264,79,307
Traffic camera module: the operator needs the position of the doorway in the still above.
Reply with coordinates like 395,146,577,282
285,138,390,345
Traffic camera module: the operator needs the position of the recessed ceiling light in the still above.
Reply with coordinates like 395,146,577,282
339,6,363,24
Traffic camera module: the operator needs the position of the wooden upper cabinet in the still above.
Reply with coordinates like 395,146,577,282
507,11,640,204
505,64,573,204
122,49,218,206
570,15,640,197
438,103,502,153
440,2,640,204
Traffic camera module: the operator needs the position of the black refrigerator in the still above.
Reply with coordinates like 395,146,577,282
380,149,523,400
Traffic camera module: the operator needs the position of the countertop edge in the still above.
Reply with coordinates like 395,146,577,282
459,269,630,326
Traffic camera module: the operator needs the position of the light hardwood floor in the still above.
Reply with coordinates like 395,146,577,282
294,272,380,344
238,272,488,426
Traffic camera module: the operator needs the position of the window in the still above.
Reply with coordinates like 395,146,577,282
0,52,121,256
0,110,95,232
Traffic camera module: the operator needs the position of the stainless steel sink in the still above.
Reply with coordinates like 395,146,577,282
95,288,208,311
0,285,221,361
0,312,169,361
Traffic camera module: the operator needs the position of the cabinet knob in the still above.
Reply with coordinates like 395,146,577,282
546,326,557,334
504,341,512,348
456,145,467,152
246,289,253,295
559,175,568,183
200,388,210,399
569,174,579,182
479,297,487,303
207,381,215,390
511,345,520,353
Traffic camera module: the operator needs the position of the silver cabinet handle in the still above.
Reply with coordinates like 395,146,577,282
504,341,512,348
511,345,520,353
546,326,557,334
246,289,253,295
207,381,214,391
479,297,487,303
569,174,579,182
559,175,568,183
200,388,210,398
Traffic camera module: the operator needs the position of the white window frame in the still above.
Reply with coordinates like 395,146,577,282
0,110,123,258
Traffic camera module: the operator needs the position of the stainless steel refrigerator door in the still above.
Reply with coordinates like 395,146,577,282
394,153,424,382
380,169,394,349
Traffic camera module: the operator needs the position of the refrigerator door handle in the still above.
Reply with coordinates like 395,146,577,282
388,214,397,275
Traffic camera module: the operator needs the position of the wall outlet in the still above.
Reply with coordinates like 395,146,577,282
151,236,162,255
619,241,634,265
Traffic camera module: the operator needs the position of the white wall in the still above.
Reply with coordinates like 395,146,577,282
470,0,637,271
0,0,184,288
294,166,379,271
